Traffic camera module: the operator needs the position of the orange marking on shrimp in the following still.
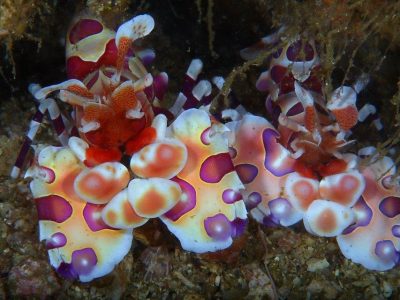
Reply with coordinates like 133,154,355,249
66,85,94,98
135,189,166,216
116,37,131,72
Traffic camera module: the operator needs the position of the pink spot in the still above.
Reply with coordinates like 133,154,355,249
83,203,115,231
46,232,67,250
152,72,168,100
35,195,72,223
246,192,262,209
231,218,247,237
268,198,293,224
342,197,372,234
375,240,400,264
200,127,212,145
69,19,103,44
229,147,237,159
392,225,400,238
235,164,258,184
36,166,56,183
200,153,235,183
222,189,243,204
164,177,196,221
379,197,400,218
71,248,97,275
263,128,295,176
204,214,232,241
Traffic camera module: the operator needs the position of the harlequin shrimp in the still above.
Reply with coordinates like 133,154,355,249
11,13,247,282
226,32,400,271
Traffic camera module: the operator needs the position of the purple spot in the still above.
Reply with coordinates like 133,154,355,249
46,232,67,250
262,214,280,227
375,240,400,264
382,176,395,189
222,189,243,204
229,147,237,159
342,197,372,234
83,203,115,231
235,164,258,184
69,19,103,44
256,75,270,92
71,248,97,276
36,166,56,183
392,225,400,238
164,177,196,221
231,218,248,237
183,74,196,94
379,197,400,218
56,262,78,280
286,102,304,117
246,192,262,210
270,65,287,83
200,127,211,145
35,195,72,223
204,214,233,241
200,153,235,183
153,72,168,100
286,40,315,62
268,198,293,224
137,48,156,66
263,128,294,176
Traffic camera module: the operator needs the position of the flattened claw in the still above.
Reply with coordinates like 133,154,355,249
74,162,129,204
102,189,149,229
128,178,182,218
28,146,133,282
130,139,187,179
